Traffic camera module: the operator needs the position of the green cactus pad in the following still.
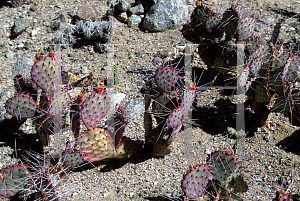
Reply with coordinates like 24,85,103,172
152,94,171,127
80,92,111,130
190,5,215,38
181,164,211,200
36,124,49,148
271,96,293,115
115,106,126,149
152,94,170,114
61,149,84,169
151,139,172,157
13,74,26,93
79,128,116,162
70,103,81,139
255,84,270,103
144,111,153,147
5,94,36,118
116,141,142,160
41,114,62,136
182,21,201,43
208,151,238,182
205,178,232,200
224,42,238,67
205,14,223,38
271,20,282,45
144,80,152,111
214,57,228,74
154,66,179,92
226,166,248,193
206,15,222,32
38,93,50,114
198,41,219,67
0,163,29,198
229,174,248,193
237,17,255,41
221,6,239,40
249,100,265,112
146,126,166,148
31,56,57,92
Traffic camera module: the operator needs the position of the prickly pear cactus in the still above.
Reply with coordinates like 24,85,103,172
80,92,111,130
144,53,196,156
61,148,84,169
5,94,36,118
151,139,172,157
181,151,248,200
0,164,29,198
182,2,300,126
182,164,211,200
79,128,116,162
31,56,57,92
208,151,238,182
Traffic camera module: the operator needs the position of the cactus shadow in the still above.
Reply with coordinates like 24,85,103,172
0,117,42,157
73,138,154,173
192,98,262,137
143,196,184,201
0,1,12,8
276,129,300,155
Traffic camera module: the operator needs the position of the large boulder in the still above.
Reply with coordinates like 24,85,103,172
143,0,188,32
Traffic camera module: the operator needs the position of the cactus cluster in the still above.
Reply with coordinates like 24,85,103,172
181,151,248,201
52,16,114,53
0,49,141,199
182,3,300,126
144,56,196,156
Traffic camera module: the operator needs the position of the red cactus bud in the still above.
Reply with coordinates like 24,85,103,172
49,50,54,57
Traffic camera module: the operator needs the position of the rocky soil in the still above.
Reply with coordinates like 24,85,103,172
0,0,300,200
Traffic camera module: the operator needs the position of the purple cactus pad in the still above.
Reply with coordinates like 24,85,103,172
181,164,211,200
80,92,111,130
154,66,179,92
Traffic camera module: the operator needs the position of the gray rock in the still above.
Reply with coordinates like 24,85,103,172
135,51,144,56
124,99,144,123
106,8,116,16
205,149,211,154
143,0,188,32
81,66,88,74
128,4,144,15
118,0,134,11
255,23,264,32
186,0,195,5
12,18,30,37
5,51,13,58
115,12,128,22
107,0,119,8
258,19,270,24
127,15,142,27
76,4,99,21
